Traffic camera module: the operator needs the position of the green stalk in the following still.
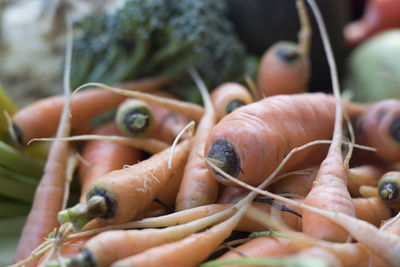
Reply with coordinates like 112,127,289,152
0,165,39,186
0,140,45,178
0,173,36,203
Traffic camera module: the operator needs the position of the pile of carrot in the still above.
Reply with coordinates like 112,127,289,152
6,1,400,267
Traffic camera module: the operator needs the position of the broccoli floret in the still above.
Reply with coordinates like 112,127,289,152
70,0,252,103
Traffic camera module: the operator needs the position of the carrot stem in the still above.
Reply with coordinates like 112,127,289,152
57,196,107,231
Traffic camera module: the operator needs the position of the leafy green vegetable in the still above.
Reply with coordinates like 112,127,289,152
70,0,252,103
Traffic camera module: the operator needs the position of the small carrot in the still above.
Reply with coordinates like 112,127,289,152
353,99,400,162
175,69,219,211
353,197,392,227
10,76,172,145
210,82,253,121
359,185,380,198
346,165,386,197
78,121,143,202
257,0,311,97
14,22,74,266
58,139,192,230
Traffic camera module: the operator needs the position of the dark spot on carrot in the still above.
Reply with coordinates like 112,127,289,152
379,182,398,201
88,188,118,220
207,139,240,180
225,99,246,114
377,109,386,122
276,44,300,63
389,116,400,143
254,198,302,218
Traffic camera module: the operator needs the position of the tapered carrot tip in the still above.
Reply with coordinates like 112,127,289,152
58,195,107,231
390,116,400,142
206,139,240,181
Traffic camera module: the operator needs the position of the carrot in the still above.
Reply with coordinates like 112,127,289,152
204,93,362,187
359,185,380,198
270,166,319,197
210,82,253,121
146,91,191,143
218,186,249,204
218,236,298,263
115,98,155,138
347,165,386,197
10,76,172,146
110,202,249,267
78,121,143,202
353,197,392,227
377,171,400,206
175,69,219,211
58,139,192,230
257,0,311,97
14,22,74,266
353,99,400,162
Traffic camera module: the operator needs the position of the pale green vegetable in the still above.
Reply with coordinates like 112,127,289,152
345,30,400,103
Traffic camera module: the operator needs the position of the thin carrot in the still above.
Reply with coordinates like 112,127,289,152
14,20,74,266
175,69,219,211
78,121,143,202
58,139,192,230
210,82,253,121
10,76,173,146
353,99,400,162
257,0,311,97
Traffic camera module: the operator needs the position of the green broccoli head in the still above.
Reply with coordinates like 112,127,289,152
70,0,252,102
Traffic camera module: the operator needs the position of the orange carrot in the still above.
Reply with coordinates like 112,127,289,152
353,197,392,227
270,166,319,197
210,82,253,121
58,139,192,230
204,93,362,187
218,236,298,263
353,99,400,162
257,0,311,97
175,70,219,211
78,121,143,202
10,76,172,145
14,25,74,266
347,165,386,197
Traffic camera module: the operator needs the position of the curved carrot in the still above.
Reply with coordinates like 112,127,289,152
353,99,400,162
78,121,143,202
257,0,311,97
14,24,74,266
205,93,363,187
58,139,192,230
210,82,253,121
10,76,171,145
175,70,219,211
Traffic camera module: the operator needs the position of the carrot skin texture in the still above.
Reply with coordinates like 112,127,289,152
205,93,362,186
347,165,385,197
87,139,191,225
352,197,391,227
78,122,143,202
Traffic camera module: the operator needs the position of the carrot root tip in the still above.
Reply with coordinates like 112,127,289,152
57,195,107,231
207,139,240,181
390,116,400,142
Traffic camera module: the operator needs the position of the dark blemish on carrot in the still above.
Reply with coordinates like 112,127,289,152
207,139,240,179
225,99,246,114
7,123,23,145
377,109,386,122
276,44,300,63
71,248,96,267
389,116,400,143
379,182,398,201
123,109,151,135
88,188,118,220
